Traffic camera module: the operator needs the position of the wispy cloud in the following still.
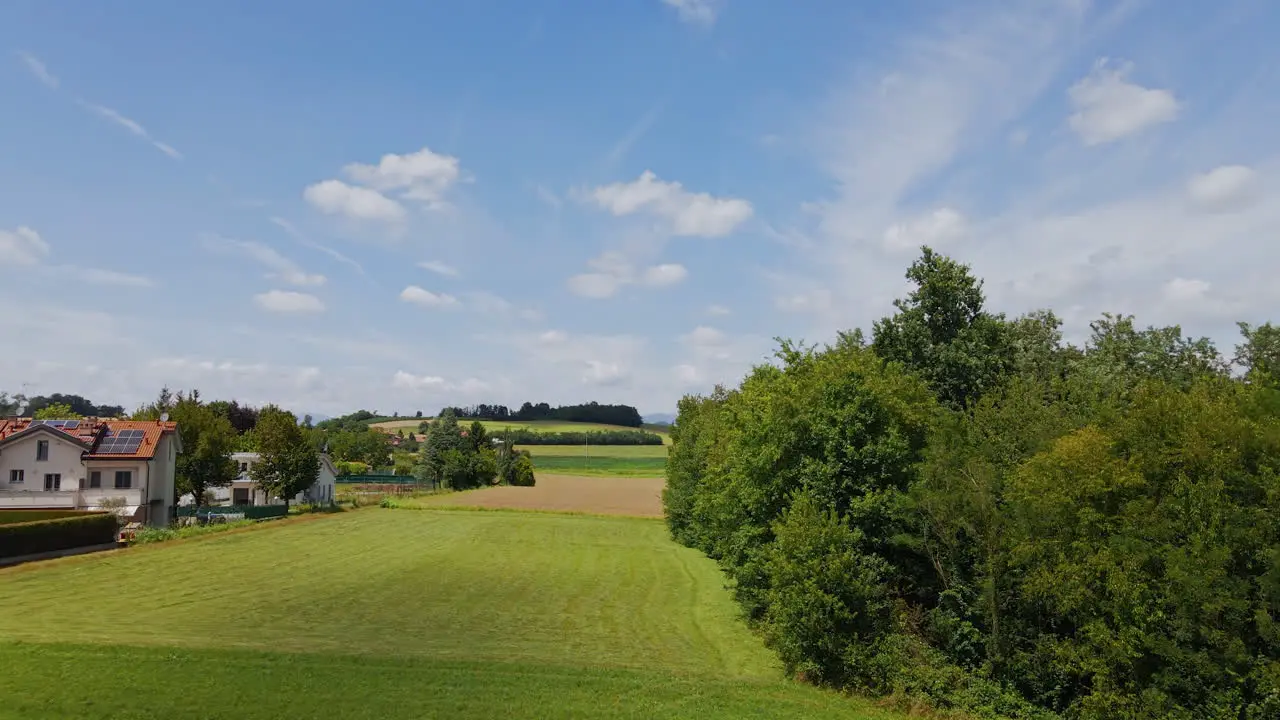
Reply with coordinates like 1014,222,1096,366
16,51,58,89
203,234,326,287
79,101,183,160
604,102,665,168
661,0,719,26
61,266,155,288
270,217,367,277
419,260,459,277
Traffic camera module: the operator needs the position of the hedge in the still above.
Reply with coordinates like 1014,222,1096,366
493,429,664,446
0,512,119,559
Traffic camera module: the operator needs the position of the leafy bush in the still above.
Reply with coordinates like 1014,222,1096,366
0,512,119,558
762,492,892,686
379,497,402,509
131,519,257,545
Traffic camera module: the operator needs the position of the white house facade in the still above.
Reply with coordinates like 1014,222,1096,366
190,451,336,507
0,418,182,527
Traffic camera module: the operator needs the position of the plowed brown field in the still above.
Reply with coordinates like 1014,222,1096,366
419,473,664,517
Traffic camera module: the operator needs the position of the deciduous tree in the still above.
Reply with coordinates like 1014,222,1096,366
250,406,318,509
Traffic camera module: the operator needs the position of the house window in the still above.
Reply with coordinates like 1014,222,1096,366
240,462,248,472
8,469,23,484
89,471,102,489
44,473,61,491
36,440,49,461
233,487,250,505
114,471,133,489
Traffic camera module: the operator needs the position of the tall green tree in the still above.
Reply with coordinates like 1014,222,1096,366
0,391,26,416
32,402,81,420
250,406,318,508
872,247,1013,409
170,396,238,506
1236,321,1280,389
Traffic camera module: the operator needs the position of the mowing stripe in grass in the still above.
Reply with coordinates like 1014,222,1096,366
0,642,897,720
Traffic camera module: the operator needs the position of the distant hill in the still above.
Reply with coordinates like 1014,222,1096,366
643,413,676,426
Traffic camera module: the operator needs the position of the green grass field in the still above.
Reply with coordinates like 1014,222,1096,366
0,510,895,719
520,444,667,477
374,418,673,444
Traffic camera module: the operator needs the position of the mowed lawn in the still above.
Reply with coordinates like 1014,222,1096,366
521,443,667,477
0,510,896,720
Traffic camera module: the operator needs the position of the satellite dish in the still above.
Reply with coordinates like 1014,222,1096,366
160,412,170,422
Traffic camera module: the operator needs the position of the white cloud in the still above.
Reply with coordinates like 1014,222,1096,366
683,325,726,347
152,142,183,160
662,0,718,25
534,184,563,210
883,207,967,252
1187,165,1259,213
344,147,461,207
0,226,50,265
400,285,459,308
203,235,326,287
641,263,688,286
66,267,154,288
674,363,701,385
391,371,445,391
80,102,183,160
391,371,489,395
1162,277,1211,303
584,360,627,386
419,260,459,277
776,289,834,314
589,170,753,237
254,290,325,313
707,304,731,316
17,51,58,88
567,272,626,299
539,329,568,344
1068,59,1179,146
270,217,366,276
304,180,406,223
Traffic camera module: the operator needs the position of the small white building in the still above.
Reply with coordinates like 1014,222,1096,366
0,418,182,527
210,451,336,506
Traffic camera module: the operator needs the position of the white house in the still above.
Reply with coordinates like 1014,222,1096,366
200,451,336,506
0,418,182,527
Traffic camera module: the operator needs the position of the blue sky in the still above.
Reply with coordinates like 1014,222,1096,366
2,0,1278,417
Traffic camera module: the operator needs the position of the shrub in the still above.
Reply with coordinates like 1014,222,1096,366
132,519,256,545
762,492,893,686
0,512,119,559
510,453,536,486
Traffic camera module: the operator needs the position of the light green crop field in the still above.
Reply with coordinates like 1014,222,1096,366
519,444,668,477
0,509,896,720
373,418,673,445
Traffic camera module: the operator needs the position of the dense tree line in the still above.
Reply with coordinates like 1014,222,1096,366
664,247,1280,720
414,410,534,490
442,401,644,428
22,393,124,418
492,428,664,446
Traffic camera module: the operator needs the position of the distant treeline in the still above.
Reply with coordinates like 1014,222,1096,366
494,428,663,446
19,393,125,418
441,401,643,428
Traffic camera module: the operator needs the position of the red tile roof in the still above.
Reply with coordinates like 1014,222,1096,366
0,418,177,459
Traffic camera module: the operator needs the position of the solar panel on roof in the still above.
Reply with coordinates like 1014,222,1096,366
98,429,144,454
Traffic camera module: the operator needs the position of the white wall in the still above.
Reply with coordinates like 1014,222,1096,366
0,432,88,496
